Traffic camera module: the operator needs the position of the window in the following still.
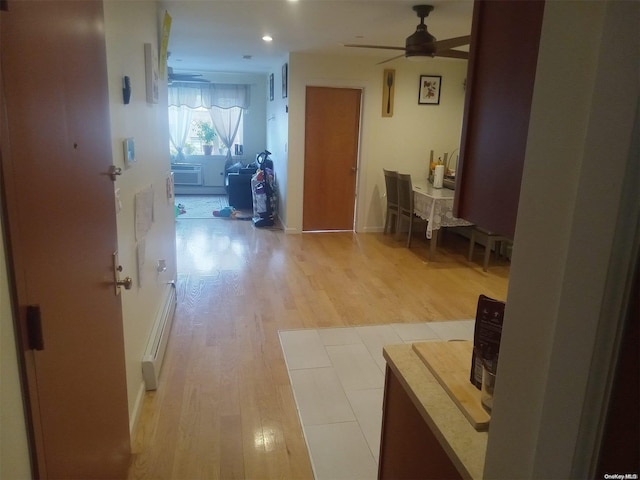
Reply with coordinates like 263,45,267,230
168,82,250,160
169,106,243,157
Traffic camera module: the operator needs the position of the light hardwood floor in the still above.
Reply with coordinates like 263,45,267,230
128,218,509,479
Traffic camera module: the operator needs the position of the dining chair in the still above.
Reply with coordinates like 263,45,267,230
467,227,511,271
397,173,416,247
383,169,399,234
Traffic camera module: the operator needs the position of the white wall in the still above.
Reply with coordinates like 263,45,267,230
484,2,639,478
266,56,290,224
104,1,177,429
0,209,31,479
283,52,468,233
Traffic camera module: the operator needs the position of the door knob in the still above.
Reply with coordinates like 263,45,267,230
116,276,133,290
108,165,122,181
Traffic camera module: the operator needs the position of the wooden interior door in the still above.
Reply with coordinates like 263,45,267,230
303,86,361,231
1,1,130,477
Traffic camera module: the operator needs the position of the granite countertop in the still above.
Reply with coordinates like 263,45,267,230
383,344,488,480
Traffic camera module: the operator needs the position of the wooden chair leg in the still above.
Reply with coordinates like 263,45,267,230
429,229,438,259
468,229,476,262
483,238,493,272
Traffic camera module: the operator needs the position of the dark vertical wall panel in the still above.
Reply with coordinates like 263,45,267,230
455,1,545,239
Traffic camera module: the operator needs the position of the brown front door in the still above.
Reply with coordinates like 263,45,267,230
1,1,130,478
303,86,361,231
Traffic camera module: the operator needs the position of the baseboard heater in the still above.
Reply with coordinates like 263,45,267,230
142,282,176,390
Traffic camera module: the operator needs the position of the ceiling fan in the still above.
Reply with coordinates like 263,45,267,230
344,4,470,64
167,66,209,84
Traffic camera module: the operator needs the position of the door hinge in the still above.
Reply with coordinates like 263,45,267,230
26,305,44,351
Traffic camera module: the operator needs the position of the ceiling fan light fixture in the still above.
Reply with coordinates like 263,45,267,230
406,55,431,62
405,25,436,58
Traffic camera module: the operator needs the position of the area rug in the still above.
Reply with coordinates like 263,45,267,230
175,194,252,219
278,320,475,480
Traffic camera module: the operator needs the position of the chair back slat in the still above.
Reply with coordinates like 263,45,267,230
397,173,413,215
383,169,399,207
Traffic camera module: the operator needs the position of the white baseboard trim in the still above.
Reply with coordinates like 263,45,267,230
359,226,384,233
129,381,146,435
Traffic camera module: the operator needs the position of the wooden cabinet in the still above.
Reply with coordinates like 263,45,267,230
455,1,545,239
378,366,462,480
379,345,488,480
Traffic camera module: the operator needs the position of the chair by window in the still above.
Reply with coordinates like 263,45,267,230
383,169,399,234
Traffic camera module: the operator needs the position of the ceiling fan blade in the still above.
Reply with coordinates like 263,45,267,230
376,53,406,65
344,44,405,52
434,49,469,60
434,35,471,52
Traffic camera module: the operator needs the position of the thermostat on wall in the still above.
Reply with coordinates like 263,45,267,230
124,137,135,168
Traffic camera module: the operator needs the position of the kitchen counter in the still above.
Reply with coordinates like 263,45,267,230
381,343,488,480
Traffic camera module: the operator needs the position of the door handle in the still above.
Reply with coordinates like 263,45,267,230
112,252,133,295
116,275,133,291
108,165,122,181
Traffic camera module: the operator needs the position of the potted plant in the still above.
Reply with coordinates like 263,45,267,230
194,120,216,155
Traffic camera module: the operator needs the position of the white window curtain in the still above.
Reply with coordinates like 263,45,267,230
169,82,250,163
209,106,243,164
168,82,250,109
168,105,193,161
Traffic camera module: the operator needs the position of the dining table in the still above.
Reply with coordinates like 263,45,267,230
413,181,473,258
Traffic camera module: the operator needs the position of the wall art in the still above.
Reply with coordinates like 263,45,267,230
418,75,441,105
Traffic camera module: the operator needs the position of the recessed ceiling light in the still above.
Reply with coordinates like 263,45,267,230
262,35,273,42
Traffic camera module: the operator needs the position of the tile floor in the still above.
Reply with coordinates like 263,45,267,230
279,320,475,480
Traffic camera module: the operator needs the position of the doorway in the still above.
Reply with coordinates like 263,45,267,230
303,86,362,231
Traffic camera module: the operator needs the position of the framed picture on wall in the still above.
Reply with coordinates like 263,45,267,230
418,75,442,105
282,63,288,98
269,73,274,101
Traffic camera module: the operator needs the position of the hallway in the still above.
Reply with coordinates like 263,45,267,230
128,219,509,479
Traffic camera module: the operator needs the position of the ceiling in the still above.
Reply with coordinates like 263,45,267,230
161,0,474,75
